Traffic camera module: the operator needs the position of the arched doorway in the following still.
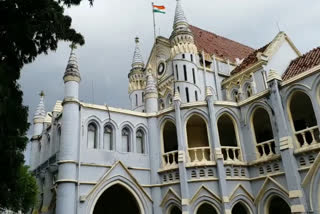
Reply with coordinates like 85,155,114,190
232,202,250,214
169,205,181,214
218,114,241,162
289,91,319,148
267,196,290,214
162,121,178,167
93,184,140,214
196,203,218,214
252,108,275,158
186,115,210,163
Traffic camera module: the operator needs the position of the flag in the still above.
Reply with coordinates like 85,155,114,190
153,5,166,14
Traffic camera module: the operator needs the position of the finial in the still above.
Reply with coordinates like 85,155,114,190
131,36,144,70
173,0,188,29
39,90,45,97
267,69,282,82
64,43,80,82
173,90,181,102
145,71,157,94
34,91,46,119
69,43,77,50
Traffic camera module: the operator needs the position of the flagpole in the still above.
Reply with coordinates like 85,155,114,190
151,2,156,41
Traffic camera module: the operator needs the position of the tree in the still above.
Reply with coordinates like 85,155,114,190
0,0,89,211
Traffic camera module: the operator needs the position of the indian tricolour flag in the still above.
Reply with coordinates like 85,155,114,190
153,4,166,14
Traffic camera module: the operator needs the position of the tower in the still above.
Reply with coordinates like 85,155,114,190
56,45,81,214
30,91,45,170
170,0,200,103
129,37,146,112
144,71,158,113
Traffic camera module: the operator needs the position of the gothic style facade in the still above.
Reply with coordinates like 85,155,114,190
29,0,320,213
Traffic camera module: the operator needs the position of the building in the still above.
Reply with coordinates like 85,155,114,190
29,0,320,213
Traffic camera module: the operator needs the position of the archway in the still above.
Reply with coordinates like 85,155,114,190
289,91,319,147
267,196,290,214
169,205,181,214
232,202,250,214
196,203,218,214
93,184,140,214
252,108,275,157
186,115,210,162
162,121,178,166
218,114,241,161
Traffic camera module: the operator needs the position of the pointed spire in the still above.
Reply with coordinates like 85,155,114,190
64,43,81,81
131,37,144,70
145,71,157,94
34,91,46,119
173,0,188,29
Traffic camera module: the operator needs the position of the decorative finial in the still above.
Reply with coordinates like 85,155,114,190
173,90,181,102
135,37,139,44
69,43,77,50
131,36,144,70
39,90,45,97
64,43,80,82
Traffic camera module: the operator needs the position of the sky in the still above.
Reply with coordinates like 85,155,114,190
20,0,320,163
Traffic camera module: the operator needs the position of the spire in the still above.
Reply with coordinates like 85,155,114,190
34,91,45,119
64,43,80,81
131,37,144,70
173,0,188,29
145,71,157,94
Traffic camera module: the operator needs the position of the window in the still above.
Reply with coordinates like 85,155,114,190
232,90,239,102
88,123,98,149
136,130,145,154
177,86,180,93
175,65,179,80
142,92,144,103
246,84,252,98
135,94,138,106
103,125,113,150
195,91,198,101
57,127,61,146
183,65,187,81
182,54,185,59
192,68,196,84
190,54,193,62
185,87,189,102
122,127,130,152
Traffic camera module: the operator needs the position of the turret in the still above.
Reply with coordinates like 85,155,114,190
30,91,46,170
56,44,81,214
170,0,201,103
144,71,158,113
128,37,146,112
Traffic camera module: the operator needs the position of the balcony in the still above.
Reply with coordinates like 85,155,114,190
221,146,243,164
295,126,320,153
187,147,213,166
162,150,179,170
256,139,276,161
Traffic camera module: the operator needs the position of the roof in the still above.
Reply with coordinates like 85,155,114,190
189,25,254,64
230,43,269,75
282,47,320,81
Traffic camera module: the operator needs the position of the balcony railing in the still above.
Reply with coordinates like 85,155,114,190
162,150,178,169
187,147,212,165
221,146,242,164
256,139,276,159
295,126,320,150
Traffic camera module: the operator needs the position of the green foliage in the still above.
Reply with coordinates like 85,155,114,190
0,0,88,211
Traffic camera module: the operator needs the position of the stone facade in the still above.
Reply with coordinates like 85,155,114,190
29,0,320,213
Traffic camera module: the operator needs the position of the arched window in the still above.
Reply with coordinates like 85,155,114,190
232,202,250,214
57,126,61,146
196,203,218,214
135,94,138,106
159,99,165,110
103,125,113,151
169,205,181,214
245,84,252,98
175,64,179,80
231,89,240,102
252,108,275,157
163,121,178,166
186,115,210,162
136,130,145,154
195,91,198,101
183,65,187,81
186,87,190,102
122,127,131,152
267,196,290,214
88,123,98,149
191,54,194,62
192,68,196,84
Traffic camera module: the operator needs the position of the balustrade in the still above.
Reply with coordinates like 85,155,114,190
221,146,242,163
162,150,178,169
188,147,211,165
256,139,276,159
295,126,320,149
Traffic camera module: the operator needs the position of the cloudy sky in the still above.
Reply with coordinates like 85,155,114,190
21,0,320,162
